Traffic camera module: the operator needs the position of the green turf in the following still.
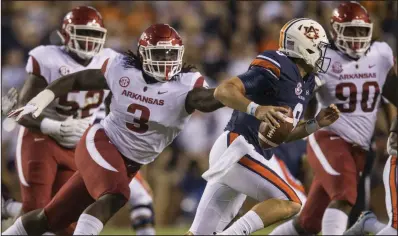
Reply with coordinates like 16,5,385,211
101,225,275,235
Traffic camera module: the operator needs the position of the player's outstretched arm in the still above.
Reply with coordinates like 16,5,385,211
285,104,340,142
14,74,49,131
185,88,224,113
214,77,288,129
8,69,108,121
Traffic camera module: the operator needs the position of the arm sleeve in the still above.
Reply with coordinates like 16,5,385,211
102,54,122,91
375,42,394,72
25,56,51,83
237,66,277,95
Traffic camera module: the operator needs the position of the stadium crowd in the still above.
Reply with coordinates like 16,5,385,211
2,0,397,228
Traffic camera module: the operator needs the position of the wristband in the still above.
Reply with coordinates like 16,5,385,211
30,89,56,118
40,118,62,135
246,102,259,116
305,119,320,134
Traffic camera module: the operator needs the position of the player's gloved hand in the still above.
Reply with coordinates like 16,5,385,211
7,89,55,121
1,88,18,115
387,132,397,156
315,104,340,127
255,106,290,129
44,117,92,148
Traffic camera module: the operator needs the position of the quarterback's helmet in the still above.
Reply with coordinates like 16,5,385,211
60,6,107,60
278,18,330,73
138,24,184,82
330,1,373,59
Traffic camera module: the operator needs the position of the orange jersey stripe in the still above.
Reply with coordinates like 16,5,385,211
250,59,281,78
227,132,239,146
238,155,301,204
389,157,397,229
276,158,306,195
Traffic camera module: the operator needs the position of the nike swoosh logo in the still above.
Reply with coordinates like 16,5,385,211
368,64,376,68
34,138,45,142
158,91,168,94
330,137,340,140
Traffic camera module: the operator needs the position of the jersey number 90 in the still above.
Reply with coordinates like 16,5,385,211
335,82,380,113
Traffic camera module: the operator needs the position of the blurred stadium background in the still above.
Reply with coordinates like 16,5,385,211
1,1,397,234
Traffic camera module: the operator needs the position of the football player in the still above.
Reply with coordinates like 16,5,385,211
270,2,398,235
5,6,156,235
3,23,236,235
1,89,22,220
344,118,397,235
187,18,340,235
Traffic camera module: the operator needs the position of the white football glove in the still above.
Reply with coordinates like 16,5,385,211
387,132,397,156
2,88,18,115
43,117,92,149
8,89,55,121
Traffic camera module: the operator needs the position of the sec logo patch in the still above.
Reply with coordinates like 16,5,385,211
332,61,343,74
59,66,70,76
119,77,130,87
295,82,303,95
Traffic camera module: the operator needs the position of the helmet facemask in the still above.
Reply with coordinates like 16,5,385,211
65,23,107,60
299,41,331,73
332,21,373,59
283,39,331,74
139,45,184,82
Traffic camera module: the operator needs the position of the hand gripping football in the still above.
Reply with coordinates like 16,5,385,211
258,106,294,149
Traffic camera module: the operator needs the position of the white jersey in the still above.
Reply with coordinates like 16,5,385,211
317,42,394,149
101,54,207,164
25,45,118,122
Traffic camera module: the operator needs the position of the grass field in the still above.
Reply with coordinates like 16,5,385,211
101,225,276,235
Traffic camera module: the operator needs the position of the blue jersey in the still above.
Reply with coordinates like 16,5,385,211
225,51,316,159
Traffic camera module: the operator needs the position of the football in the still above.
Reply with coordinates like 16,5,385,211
258,106,294,149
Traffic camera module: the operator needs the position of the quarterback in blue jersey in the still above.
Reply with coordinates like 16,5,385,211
188,18,340,235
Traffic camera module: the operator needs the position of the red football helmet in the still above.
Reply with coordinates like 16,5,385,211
138,24,184,82
60,6,107,60
330,1,373,59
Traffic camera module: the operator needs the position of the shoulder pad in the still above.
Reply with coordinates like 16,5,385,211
371,41,393,58
178,71,205,89
250,50,285,78
100,48,121,60
28,45,60,63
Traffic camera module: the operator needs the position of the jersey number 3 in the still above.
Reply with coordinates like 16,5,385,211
335,82,380,113
126,103,150,133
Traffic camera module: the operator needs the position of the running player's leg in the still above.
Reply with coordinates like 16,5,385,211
188,181,247,235
306,131,366,235
219,154,302,235
188,131,247,235
271,156,307,204
16,127,58,213
270,178,330,235
129,173,155,235
73,124,141,235
377,155,397,235
2,171,94,235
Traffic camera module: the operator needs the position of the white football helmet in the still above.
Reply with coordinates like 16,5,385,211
278,18,330,73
